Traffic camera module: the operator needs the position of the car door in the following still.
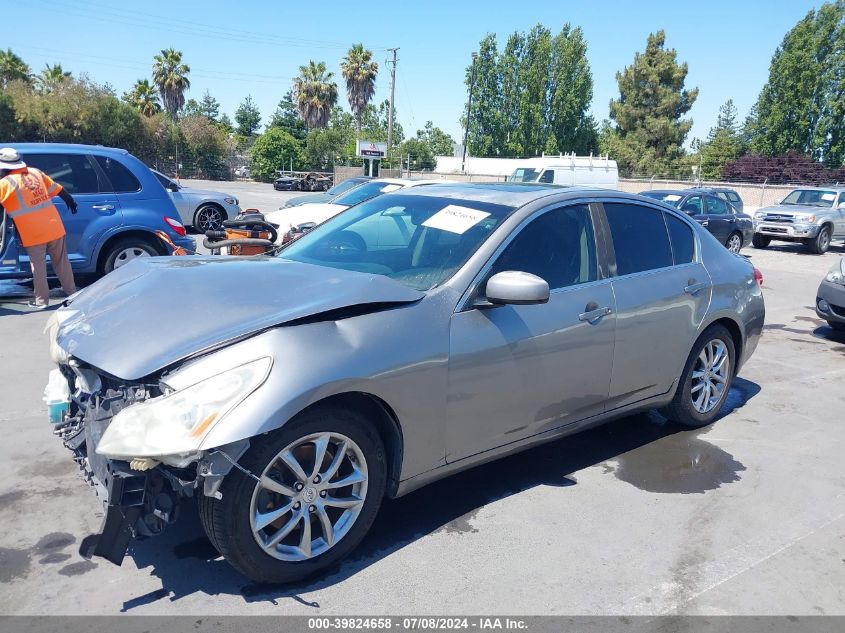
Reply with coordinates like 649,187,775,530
446,202,616,461
0,209,22,279
601,201,711,409
703,195,735,244
834,193,845,238
21,152,121,271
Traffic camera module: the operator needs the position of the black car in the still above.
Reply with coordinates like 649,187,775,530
687,187,744,213
273,175,302,191
640,190,753,253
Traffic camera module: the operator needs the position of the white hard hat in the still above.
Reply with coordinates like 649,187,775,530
0,147,26,170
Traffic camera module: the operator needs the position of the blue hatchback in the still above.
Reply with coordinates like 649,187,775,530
0,143,195,280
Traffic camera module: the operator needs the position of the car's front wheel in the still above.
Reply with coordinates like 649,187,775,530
198,406,387,583
662,324,736,428
752,234,770,249
808,226,831,255
194,204,227,232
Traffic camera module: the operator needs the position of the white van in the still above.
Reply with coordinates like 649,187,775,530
508,155,618,189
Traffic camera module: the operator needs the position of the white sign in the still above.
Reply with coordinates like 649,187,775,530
422,205,491,234
357,140,387,158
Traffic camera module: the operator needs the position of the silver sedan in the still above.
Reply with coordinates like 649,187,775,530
47,184,764,582
152,170,241,232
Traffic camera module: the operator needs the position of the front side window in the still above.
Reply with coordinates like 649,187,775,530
94,156,141,193
706,196,729,215
508,168,540,183
680,196,704,215
781,189,836,207
538,170,555,183
22,153,104,194
280,193,515,291
489,205,597,291
604,202,673,275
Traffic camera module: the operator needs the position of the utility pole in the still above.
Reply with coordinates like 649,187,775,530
462,52,478,173
386,48,399,164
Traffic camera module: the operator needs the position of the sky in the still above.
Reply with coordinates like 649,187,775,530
7,0,824,151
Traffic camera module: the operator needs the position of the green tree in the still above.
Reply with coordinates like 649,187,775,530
198,90,220,121
697,99,745,179
0,48,31,88
152,48,190,120
36,63,71,94
123,79,161,117
340,43,379,136
416,121,455,156
293,61,338,129
180,115,229,178
305,105,355,167
250,127,307,181
750,1,845,165
235,94,261,136
547,26,597,154
268,90,307,140
399,137,435,170
607,30,698,175
465,34,504,156
182,98,201,117
218,113,234,134
515,24,553,156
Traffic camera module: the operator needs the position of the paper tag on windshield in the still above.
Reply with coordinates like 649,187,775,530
379,184,402,193
665,194,682,202
821,193,835,201
422,205,491,234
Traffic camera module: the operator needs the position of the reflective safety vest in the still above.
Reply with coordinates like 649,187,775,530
0,167,66,247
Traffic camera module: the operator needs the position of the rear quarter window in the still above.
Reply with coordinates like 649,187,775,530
95,155,141,193
664,213,695,264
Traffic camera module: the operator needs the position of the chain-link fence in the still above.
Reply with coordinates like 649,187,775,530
620,177,795,211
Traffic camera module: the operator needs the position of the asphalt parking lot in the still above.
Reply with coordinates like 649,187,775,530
1,180,844,616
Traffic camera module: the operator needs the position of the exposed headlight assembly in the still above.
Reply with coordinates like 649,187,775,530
96,357,272,460
224,197,238,205
825,259,845,285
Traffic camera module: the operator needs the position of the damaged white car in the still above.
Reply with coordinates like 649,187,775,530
45,184,764,583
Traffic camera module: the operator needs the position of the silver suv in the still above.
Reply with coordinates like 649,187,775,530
752,186,845,254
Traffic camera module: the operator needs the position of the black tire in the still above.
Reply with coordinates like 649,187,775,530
101,237,159,274
828,321,845,332
197,406,387,584
661,324,736,428
808,226,831,255
725,231,743,253
752,234,771,249
194,204,227,232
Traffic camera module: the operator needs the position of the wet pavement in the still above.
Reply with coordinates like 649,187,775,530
0,182,844,615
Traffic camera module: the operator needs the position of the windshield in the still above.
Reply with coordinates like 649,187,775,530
639,192,683,206
327,178,366,196
508,168,540,183
334,181,404,206
279,193,515,291
781,189,837,207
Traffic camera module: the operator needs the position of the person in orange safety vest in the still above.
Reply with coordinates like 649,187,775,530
0,147,78,309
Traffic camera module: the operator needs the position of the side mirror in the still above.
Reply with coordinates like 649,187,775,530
484,271,550,306
167,183,180,192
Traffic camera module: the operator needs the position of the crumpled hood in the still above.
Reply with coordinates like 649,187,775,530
757,203,827,216
55,256,423,380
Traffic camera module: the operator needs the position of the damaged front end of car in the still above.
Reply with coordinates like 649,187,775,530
46,311,268,565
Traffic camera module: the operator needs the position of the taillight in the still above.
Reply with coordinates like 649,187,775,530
753,267,763,287
163,216,186,237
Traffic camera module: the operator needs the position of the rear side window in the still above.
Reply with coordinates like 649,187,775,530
95,156,141,193
491,204,597,290
22,153,104,194
604,202,673,275
707,196,730,215
727,192,741,206
664,213,695,264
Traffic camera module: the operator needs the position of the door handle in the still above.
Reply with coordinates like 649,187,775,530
92,204,115,211
727,217,736,223
578,303,612,322
684,281,708,295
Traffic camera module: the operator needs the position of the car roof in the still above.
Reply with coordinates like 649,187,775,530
387,182,643,207
642,189,691,196
785,185,845,192
7,142,130,157
688,186,737,193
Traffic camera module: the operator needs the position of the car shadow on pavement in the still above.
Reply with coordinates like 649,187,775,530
121,377,760,610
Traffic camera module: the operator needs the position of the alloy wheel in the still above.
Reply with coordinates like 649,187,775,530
690,340,730,414
727,234,742,253
196,206,225,232
250,432,368,561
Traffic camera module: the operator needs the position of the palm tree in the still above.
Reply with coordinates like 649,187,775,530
37,63,71,93
152,48,190,120
123,79,161,117
0,48,31,88
292,61,338,129
340,44,378,136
